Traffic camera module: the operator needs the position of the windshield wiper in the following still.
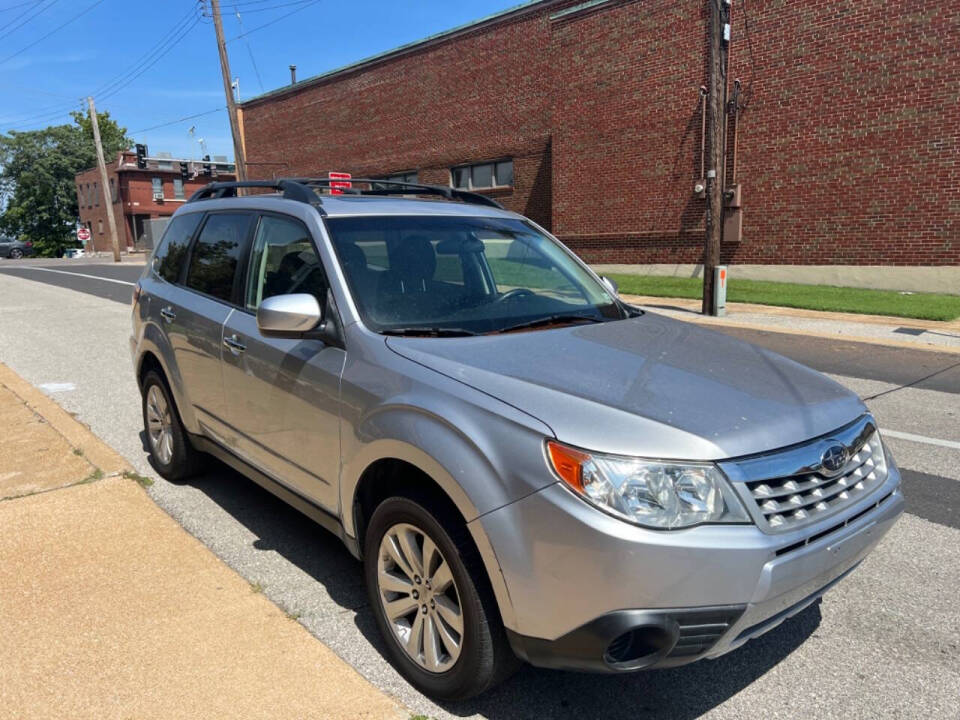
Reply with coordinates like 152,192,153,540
381,327,478,337
493,314,606,335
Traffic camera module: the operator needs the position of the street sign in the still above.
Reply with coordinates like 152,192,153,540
77,227,91,244
328,171,352,195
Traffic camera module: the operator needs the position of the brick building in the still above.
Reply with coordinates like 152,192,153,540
237,0,959,291
75,151,235,254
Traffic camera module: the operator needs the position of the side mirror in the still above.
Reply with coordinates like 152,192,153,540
600,275,619,296
256,293,322,335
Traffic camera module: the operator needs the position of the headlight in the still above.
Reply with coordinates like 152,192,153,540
547,440,750,529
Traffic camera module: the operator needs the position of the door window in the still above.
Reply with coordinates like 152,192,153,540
185,213,252,302
152,212,202,283
245,215,327,311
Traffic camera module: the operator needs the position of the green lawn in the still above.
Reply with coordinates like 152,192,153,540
606,274,960,321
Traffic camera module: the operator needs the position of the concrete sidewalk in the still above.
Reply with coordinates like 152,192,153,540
621,294,960,354
0,363,406,720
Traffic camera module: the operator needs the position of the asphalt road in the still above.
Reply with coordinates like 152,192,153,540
1,260,958,719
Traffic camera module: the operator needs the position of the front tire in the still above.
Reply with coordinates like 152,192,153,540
364,496,518,700
141,370,202,481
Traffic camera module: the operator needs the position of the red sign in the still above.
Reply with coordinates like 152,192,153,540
328,171,352,195
77,227,91,243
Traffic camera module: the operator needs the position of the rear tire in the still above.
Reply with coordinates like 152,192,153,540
364,494,519,700
141,370,202,481
9,248,22,259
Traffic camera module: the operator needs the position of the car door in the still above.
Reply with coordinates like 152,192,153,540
220,212,345,512
0,237,10,257
171,211,255,442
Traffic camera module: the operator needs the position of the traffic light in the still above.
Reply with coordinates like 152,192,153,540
135,144,147,169
202,154,212,177
179,162,189,182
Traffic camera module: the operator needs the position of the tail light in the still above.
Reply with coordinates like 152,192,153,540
24,241,32,247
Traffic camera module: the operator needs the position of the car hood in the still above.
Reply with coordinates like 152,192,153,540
385,313,866,460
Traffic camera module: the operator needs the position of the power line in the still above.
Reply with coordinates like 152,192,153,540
0,0,56,41
0,0,103,68
233,3,264,92
130,106,225,134
0,1,41,13
227,0,320,42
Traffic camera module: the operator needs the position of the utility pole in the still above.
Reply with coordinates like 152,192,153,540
210,0,247,181
87,96,121,263
702,0,729,316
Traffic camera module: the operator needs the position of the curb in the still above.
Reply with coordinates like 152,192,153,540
0,362,132,476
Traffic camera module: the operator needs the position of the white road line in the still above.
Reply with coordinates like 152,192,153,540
883,429,960,450
0,266,135,286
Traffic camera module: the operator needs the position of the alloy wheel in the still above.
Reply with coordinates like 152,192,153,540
377,522,464,673
9,249,22,259
146,384,174,465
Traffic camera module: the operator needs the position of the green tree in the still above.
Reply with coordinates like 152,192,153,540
0,110,130,256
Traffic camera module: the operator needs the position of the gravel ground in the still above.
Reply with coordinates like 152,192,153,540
1,273,958,719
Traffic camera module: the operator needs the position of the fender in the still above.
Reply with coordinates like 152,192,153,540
340,404,555,634
135,319,200,434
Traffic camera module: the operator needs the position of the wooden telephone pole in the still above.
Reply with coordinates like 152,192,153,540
702,0,729,316
210,0,247,181
87,96,121,263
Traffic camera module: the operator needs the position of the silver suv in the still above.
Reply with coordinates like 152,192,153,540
131,178,904,699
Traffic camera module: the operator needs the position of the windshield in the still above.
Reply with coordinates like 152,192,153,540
325,215,624,335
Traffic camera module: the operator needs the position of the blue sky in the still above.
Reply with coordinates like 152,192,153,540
0,0,526,159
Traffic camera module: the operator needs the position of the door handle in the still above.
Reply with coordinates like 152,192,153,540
160,307,176,323
223,334,246,353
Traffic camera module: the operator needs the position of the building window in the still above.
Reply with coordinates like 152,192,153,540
173,178,184,199
152,177,163,200
371,170,418,192
94,182,99,206
109,178,117,203
98,219,103,234
450,159,513,190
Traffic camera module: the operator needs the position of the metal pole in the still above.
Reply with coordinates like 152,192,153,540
210,0,247,181
87,96,122,263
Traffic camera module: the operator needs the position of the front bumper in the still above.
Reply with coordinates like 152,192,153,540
478,465,903,673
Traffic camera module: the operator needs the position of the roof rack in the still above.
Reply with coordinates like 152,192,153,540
187,179,323,211
186,177,505,211
294,177,505,209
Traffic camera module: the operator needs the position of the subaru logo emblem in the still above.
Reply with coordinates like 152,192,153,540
820,443,848,476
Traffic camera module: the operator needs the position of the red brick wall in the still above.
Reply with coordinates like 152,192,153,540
240,0,959,266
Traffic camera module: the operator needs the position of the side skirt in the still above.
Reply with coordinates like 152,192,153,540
188,432,361,559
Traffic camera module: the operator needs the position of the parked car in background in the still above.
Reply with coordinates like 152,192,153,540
0,237,34,259
130,178,904,700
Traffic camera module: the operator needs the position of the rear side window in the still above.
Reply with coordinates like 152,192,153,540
185,213,252,302
152,213,202,283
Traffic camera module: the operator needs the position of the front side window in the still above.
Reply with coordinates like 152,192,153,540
327,215,621,335
245,215,327,310
152,212,203,283
184,213,252,302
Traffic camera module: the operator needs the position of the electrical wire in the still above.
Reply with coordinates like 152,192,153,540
739,0,758,110
130,106,225,135
234,3,265,93
0,0,103,68
2,2,202,129
0,0,56,41
0,0,41,13
227,0,320,42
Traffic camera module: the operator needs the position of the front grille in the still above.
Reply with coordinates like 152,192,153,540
723,416,889,533
667,607,744,658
